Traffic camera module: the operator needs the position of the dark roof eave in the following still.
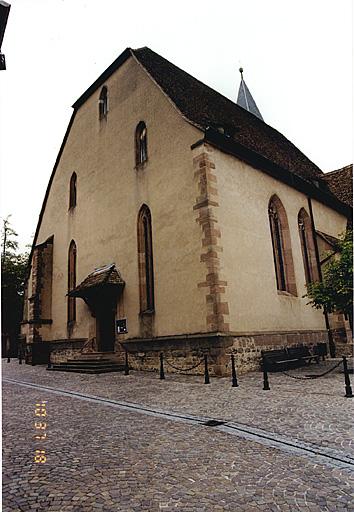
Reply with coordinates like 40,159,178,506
68,281,125,298
72,48,132,110
199,128,352,219
316,230,340,248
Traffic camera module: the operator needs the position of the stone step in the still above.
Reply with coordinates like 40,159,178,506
57,362,122,369
75,352,116,360
66,359,115,365
47,365,124,374
47,363,125,374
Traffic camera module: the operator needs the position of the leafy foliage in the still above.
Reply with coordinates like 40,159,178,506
305,230,353,327
1,217,29,353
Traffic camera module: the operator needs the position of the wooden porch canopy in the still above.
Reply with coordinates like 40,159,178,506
68,263,125,314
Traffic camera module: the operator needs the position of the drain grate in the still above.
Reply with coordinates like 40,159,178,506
204,419,225,427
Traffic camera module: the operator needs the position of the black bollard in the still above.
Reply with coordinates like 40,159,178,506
7,353,10,363
342,356,353,398
263,368,270,390
18,352,22,365
124,350,129,376
231,354,239,387
159,352,165,380
204,354,210,384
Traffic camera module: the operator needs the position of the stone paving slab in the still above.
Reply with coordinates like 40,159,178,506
2,359,354,458
2,378,354,511
3,376,354,472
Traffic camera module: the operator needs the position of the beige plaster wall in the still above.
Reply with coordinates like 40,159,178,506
31,56,206,342
312,200,348,239
213,149,348,333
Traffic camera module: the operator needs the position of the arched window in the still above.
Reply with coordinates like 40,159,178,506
135,122,147,165
268,196,297,295
137,205,154,312
298,208,318,285
69,172,77,209
99,86,108,120
68,240,77,323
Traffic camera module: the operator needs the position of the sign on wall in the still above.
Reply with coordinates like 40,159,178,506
116,319,128,334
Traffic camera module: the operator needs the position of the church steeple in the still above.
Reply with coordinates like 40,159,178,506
237,68,264,121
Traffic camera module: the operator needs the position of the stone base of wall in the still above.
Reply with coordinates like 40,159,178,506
226,330,329,374
122,330,329,376
48,339,86,364
122,335,230,377
29,330,332,375
332,327,353,344
335,342,354,358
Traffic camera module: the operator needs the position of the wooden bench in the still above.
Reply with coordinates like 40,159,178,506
314,342,328,361
261,345,320,372
287,346,320,366
261,349,290,372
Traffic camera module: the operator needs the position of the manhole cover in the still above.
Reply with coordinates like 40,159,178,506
204,419,225,427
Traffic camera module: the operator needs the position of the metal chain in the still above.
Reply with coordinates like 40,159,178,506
122,348,205,372
164,357,205,372
280,360,343,380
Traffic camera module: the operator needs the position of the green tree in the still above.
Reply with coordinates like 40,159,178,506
1,216,29,356
305,230,353,330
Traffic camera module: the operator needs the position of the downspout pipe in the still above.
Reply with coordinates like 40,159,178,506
307,197,336,357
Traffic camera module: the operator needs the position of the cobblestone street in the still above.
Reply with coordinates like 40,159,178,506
2,359,354,511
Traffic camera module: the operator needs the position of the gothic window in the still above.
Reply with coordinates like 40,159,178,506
268,196,297,295
137,205,154,312
298,208,318,285
135,122,147,165
68,240,77,323
99,86,108,120
69,172,77,209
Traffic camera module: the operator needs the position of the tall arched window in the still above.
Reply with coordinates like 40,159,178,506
68,240,77,323
69,172,77,209
135,121,147,165
298,208,318,285
268,196,297,295
137,205,154,312
99,86,108,120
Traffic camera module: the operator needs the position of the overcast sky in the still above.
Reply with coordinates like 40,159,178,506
0,0,352,250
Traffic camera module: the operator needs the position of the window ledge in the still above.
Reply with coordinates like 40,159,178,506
277,290,298,298
139,309,155,317
21,319,53,325
135,159,148,171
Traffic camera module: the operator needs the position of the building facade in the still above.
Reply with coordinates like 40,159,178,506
21,47,352,374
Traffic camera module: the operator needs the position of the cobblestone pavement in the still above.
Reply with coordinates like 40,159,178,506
2,360,354,511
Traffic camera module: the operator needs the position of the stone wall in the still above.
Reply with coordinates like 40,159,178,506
122,330,329,377
226,330,329,373
123,335,230,377
42,330,331,375
49,339,86,364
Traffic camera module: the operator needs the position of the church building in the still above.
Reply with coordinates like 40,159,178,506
21,47,352,375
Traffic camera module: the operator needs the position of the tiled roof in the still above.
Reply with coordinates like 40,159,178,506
69,264,125,297
132,47,324,182
323,165,353,208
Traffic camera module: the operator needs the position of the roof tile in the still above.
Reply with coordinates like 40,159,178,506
133,47,324,182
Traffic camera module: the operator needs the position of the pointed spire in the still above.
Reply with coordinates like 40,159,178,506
237,67,264,121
